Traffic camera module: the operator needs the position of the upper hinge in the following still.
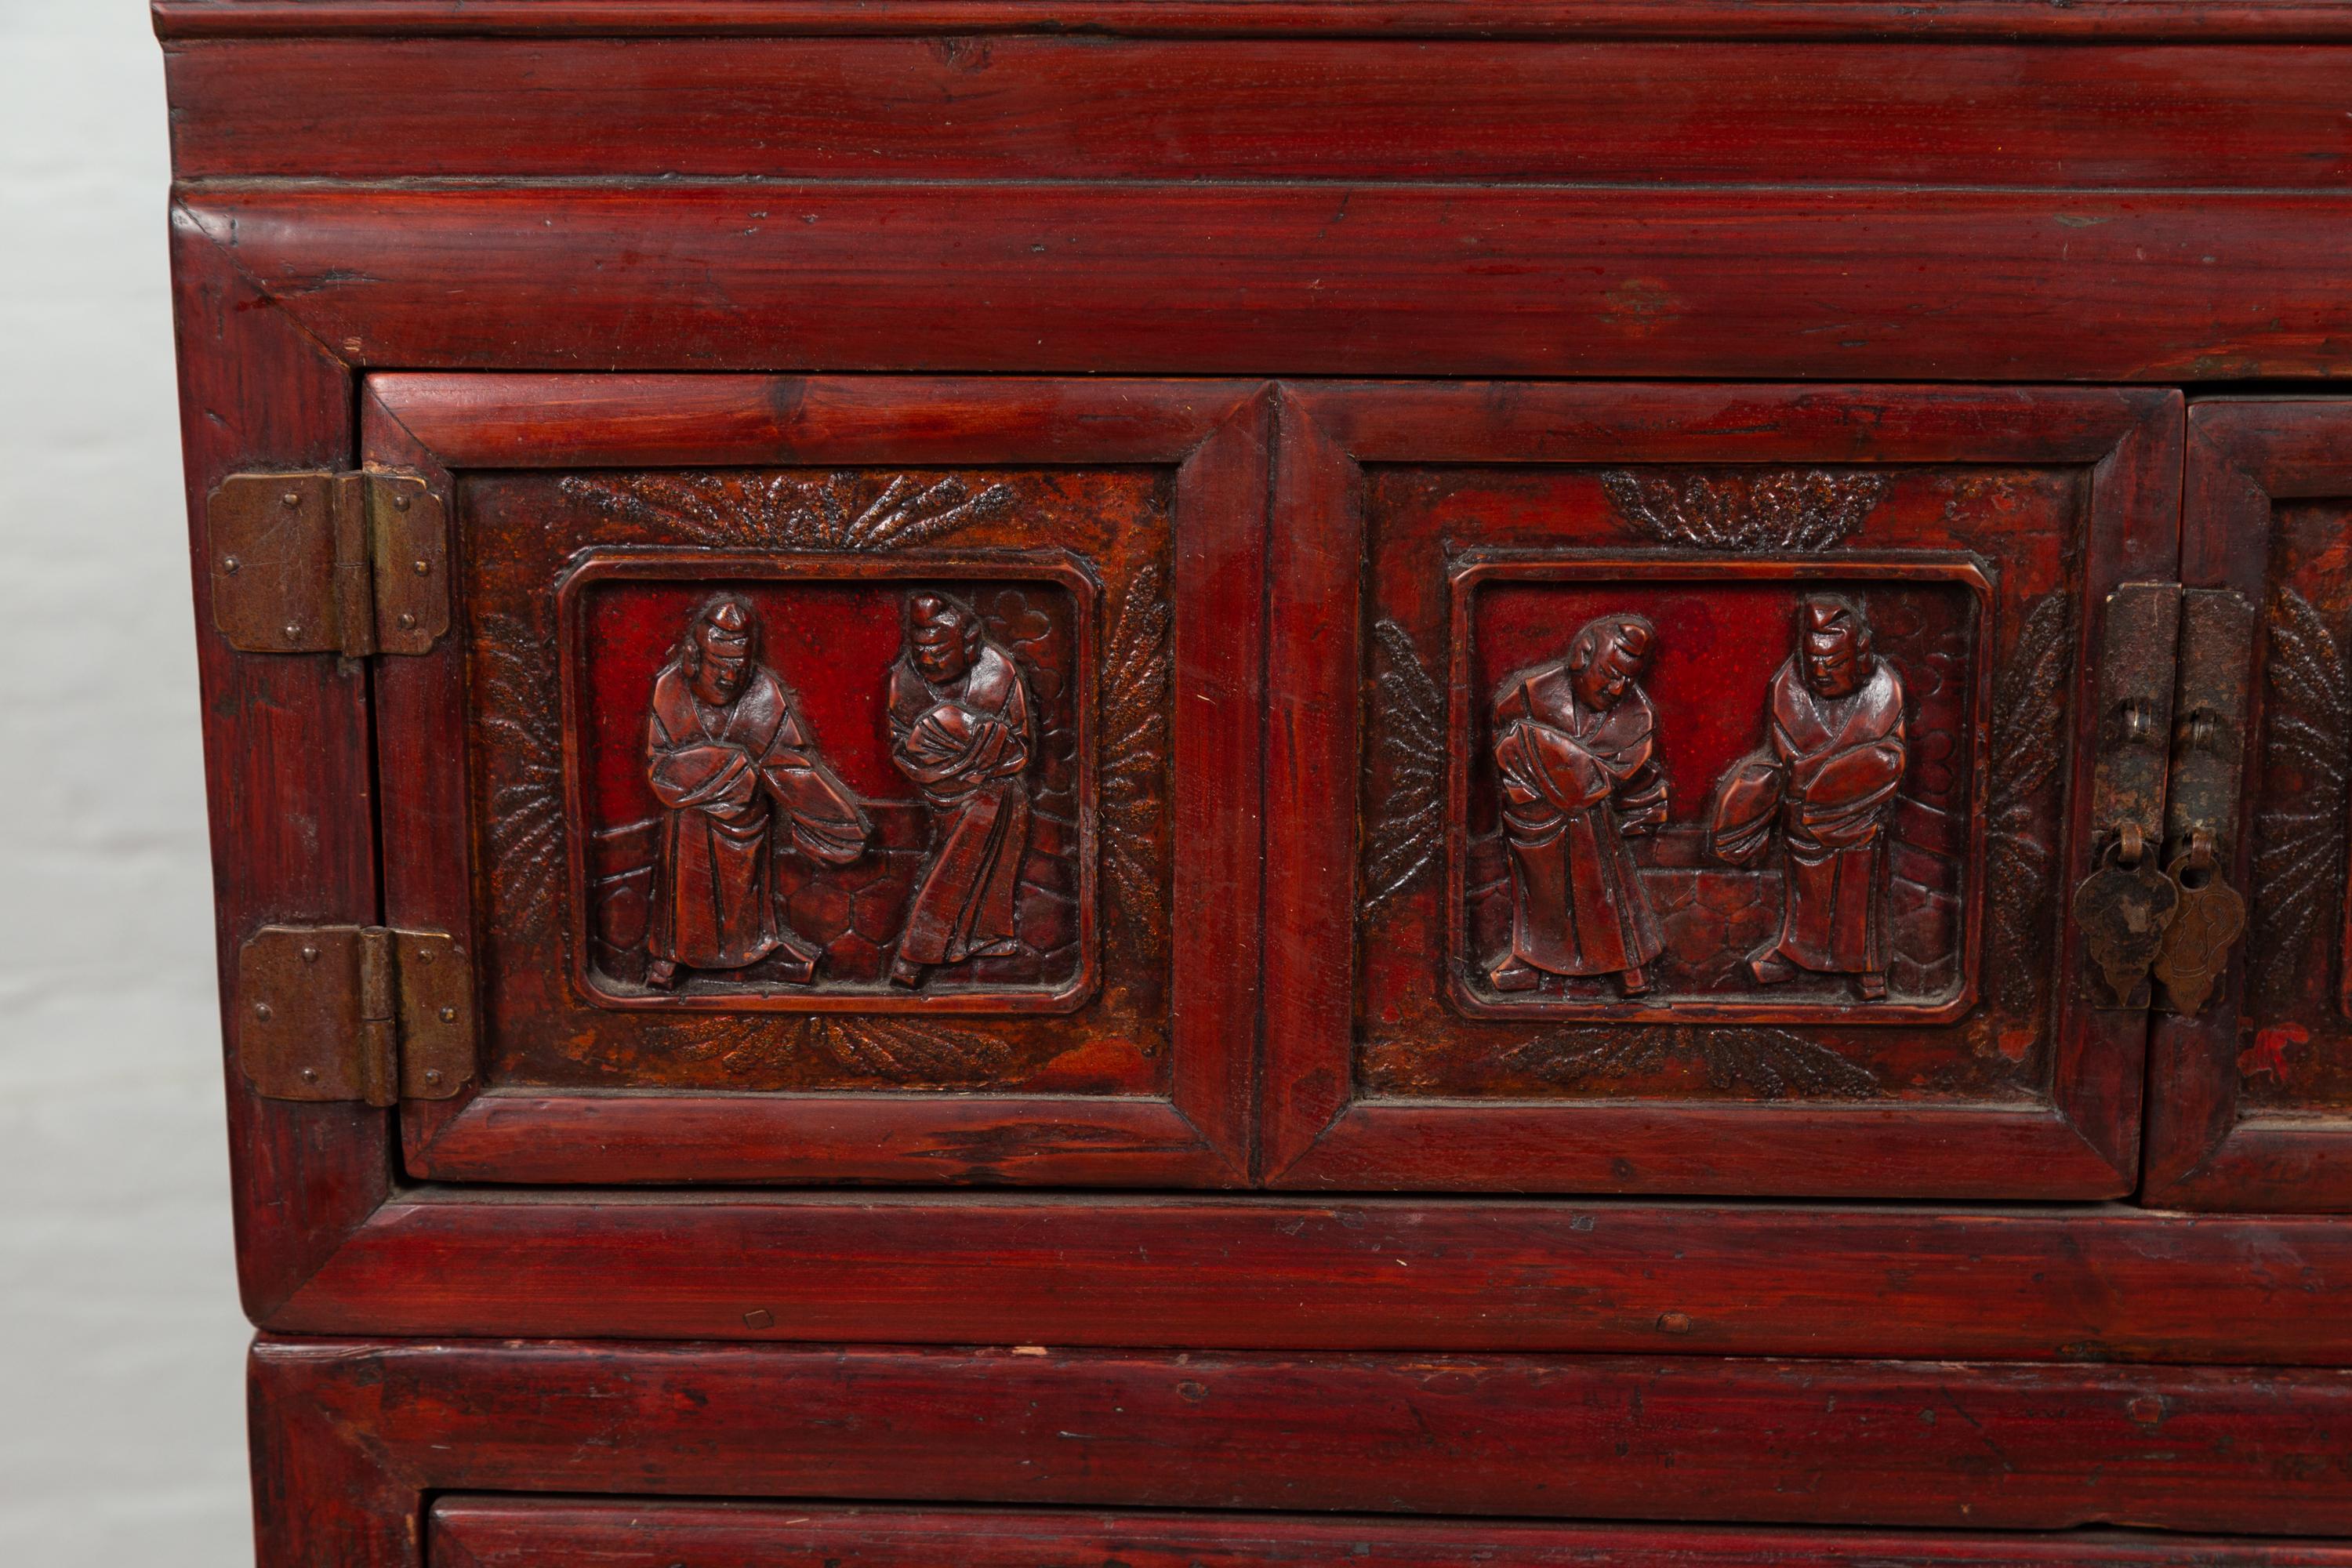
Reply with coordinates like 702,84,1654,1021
236,926,476,1105
207,470,449,656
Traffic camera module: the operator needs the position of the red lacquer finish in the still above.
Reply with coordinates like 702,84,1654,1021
1265,382,2179,1198
266,1193,2352,1363
250,1337,2352,1567
176,185,2352,382
148,1,2352,42
366,375,1263,1186
158,5,2352,1559
431,1501,2352,1568
2144,399,2352,1211
164,38,2352,187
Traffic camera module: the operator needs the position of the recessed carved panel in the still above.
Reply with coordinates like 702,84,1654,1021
463,467,1175,1094
1358,463,2084,1105
561,557,1096,1008
1444,558,1990,1021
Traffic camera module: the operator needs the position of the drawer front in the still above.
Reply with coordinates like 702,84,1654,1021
363,376,1265,1186
1265,383,2180,1198
430,1501,2352,1568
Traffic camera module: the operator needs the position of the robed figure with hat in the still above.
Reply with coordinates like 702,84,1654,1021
1708,593,1908,1002
1486,613,1671,999
643,594,871,989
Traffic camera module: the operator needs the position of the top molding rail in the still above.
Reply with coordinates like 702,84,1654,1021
150,0,2352,43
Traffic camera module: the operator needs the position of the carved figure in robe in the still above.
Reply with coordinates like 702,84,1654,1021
887,591,1033,988
644,594,871,989
1486,613,1671,998
1708,593,1908,1001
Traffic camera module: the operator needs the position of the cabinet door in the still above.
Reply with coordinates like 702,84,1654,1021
2147,399,2352,1208
1266,384,2180,1197
429,1501,2352,1568
365,376,1263,1185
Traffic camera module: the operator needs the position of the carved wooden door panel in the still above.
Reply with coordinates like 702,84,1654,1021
2146,399,2352,1209
362,376,1265,1185
1266,384,2181,1198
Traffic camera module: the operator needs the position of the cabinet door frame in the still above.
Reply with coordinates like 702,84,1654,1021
362,372,1265,1186
2145,398,2352,1210
1265,383,2183,1197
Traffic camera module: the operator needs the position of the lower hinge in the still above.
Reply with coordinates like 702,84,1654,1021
236,926,476,1105
208,470,449,656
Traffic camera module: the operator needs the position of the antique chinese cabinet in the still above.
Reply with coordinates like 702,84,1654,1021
158,2,2352,1563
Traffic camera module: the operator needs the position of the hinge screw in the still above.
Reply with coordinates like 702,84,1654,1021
423,1069,443,1087
397,612,418,631
284,622,302,640
438,1006,458,1024
412,559,430,576
392,493,412,511
300,946,319,964
281,492,300,509
415,949,434,965
222,557,241,575
300,1067,318,1083
253,1002,274,1022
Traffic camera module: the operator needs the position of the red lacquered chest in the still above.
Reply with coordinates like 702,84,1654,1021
158,2,2352,1560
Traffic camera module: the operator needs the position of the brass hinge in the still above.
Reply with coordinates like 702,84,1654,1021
236,926,476,1105
207,470,449,655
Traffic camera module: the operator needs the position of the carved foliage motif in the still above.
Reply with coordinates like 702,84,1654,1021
1101,564,1174,948
1361,618,1444,915
558,470,1017,553
1602,469,1888,553
662,1013,1019,1087
1505,1023,1882,1100
2250,587,2352,1007
477,611,566,935
1984,593,2074,1018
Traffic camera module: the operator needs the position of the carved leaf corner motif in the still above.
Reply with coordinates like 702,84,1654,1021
1362,618,1445,916
1507,1024,1882,1102
669,1014,1018,1087
477,612,566,935
2250,587,2352,1006
797,1016,1018,1085
557,470,1018,552
1984,592,2075,1016
1100,563,1173,947
1601,468,1887,553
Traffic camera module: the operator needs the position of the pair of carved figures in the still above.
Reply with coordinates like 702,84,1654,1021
1488,595,1908,1002
644,592,1032,992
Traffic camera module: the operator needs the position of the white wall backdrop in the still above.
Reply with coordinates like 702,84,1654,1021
0,2,253,1562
